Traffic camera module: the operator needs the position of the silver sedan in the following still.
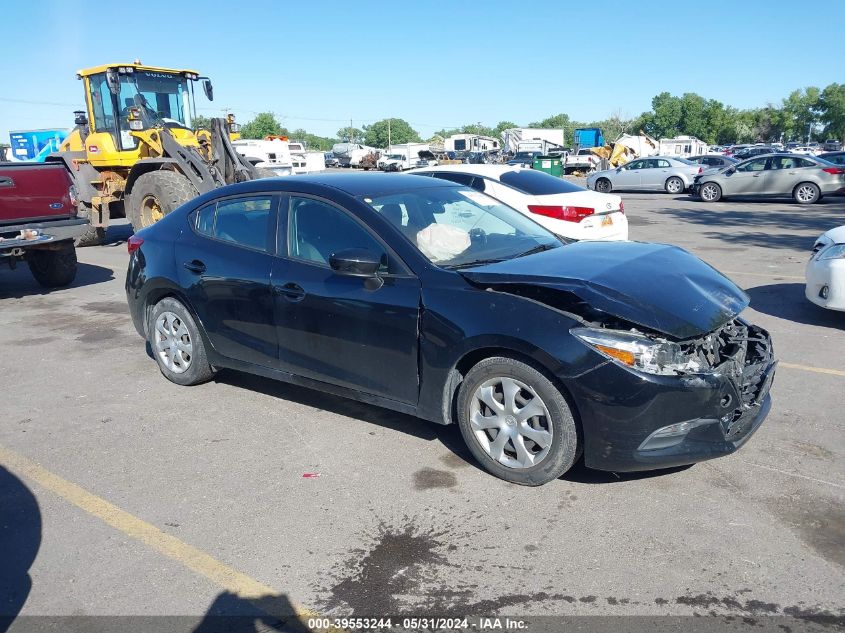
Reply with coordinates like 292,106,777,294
692,154,845,204
587,156,703,194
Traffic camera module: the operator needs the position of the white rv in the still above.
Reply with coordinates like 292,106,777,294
658,135,708,157
444,134,500,153
232,138,295,176
501,128,566,154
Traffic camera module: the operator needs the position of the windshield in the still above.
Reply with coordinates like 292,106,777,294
118,71,192,129
388,154,404,160
363,186,560,268
514,152,539,159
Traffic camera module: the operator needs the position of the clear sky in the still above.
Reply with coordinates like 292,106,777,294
1,0,842,142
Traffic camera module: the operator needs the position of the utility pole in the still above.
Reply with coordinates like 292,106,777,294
388,119,392,148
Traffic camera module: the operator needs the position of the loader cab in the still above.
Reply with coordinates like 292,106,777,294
79,64,208,164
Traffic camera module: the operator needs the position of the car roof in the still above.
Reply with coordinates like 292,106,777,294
411,164,524,177
275,172,453,195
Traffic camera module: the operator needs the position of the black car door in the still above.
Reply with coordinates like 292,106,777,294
176,194,280,368
271,195,422,404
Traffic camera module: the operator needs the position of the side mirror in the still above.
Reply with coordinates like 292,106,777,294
329,248,382,277
73,110,88,126
725,167,736,175
616,166,623,172
203,79,214,101
106,68,120,96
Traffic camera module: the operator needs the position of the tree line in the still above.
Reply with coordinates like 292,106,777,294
201,82,845,150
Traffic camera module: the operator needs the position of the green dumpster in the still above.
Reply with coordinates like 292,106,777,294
531,155,562,177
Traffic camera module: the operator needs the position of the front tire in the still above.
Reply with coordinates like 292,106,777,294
127,171,198,232
457,357,579,486
595,178,612,193
26,241,77,287
149,298,215,386
793,182,820,204
700,182,722,202
665,176,685,194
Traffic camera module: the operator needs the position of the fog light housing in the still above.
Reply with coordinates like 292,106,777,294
638,419,714,451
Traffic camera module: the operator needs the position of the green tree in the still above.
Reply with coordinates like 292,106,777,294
336,126,364,143
363,118,421,147
649,92,683,138
493,121,519,137
528,113,572,129
819,83,845,142
781,87,821,141
192,115,212,131
240,112,285,139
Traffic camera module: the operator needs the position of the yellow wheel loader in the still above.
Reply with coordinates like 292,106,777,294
50,62,270,246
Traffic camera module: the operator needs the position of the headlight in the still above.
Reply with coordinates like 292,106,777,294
819,244,845,260
571,327,703,376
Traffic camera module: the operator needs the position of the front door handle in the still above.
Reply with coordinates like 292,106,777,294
183,260,206,274
0,176,14,188
276,282,306,302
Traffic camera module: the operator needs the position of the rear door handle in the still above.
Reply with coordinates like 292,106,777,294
183,260,206,274
0,176,14,188
276,282,306,302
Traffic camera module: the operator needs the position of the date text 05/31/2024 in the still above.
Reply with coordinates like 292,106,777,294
307,617,528,630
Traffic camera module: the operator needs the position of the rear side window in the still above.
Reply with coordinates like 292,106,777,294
794,157,816,168
499,169,585,195
194,195,274,252
656,159,671,168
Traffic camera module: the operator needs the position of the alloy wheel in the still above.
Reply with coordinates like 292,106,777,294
701,183,720,201
154,311,193,374
666,178,683,194
796,184,817,203
469,377,553,469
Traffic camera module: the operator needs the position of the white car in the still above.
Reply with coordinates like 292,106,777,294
806,225,845,311
411,164,628,241
791,146,818,156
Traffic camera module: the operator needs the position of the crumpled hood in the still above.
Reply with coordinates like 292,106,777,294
460,241,749,339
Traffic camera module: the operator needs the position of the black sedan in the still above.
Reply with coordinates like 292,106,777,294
126,173,776,485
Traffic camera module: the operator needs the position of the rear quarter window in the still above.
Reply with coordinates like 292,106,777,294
499,170,586,195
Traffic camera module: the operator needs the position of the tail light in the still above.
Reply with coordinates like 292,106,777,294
127,235,144,254
68,185,78,210
698,167,703,173
822,167,845,175
619,201,625,215
528,205,594,222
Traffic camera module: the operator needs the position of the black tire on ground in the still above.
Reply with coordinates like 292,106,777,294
26,241,77,288
127,171,198,232
255,168,277,178
595,178,612,193
149,297,215,386
74,203,106,247
457,356,579,486
665,176,685,194
793,181,820,204
699,182,722,202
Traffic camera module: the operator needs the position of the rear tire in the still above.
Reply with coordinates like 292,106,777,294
793,182,820,204
74,203,106,247
595,178,612,193
665,176,685,194
149,297,215,386
26,241,77,287
127,171,198,232
457,356,579,486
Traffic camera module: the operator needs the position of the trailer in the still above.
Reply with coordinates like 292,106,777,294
444,134,500,152
658,135,708,157
501,128,565,154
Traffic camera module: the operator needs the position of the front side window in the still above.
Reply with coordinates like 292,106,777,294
364,186,558,267
194,195,274,251
737,158,767,172
626,160,643,170
288,197,392,272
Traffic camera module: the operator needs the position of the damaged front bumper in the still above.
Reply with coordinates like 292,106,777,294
570,321,776,472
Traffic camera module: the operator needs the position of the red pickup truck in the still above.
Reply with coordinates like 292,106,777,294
0,162,90,287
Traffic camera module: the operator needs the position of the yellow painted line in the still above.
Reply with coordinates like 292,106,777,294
0,442,327,627
720,270,804,280
779,362,845,377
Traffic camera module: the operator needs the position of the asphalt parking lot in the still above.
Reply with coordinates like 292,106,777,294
1,183,843,631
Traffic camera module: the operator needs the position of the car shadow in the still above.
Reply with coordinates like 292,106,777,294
0,262,114,299
215,370,689,486
0,466,42,623
745,282,845,328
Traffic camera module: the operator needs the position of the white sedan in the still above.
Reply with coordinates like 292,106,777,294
806,225,845,311
410,164,628,241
